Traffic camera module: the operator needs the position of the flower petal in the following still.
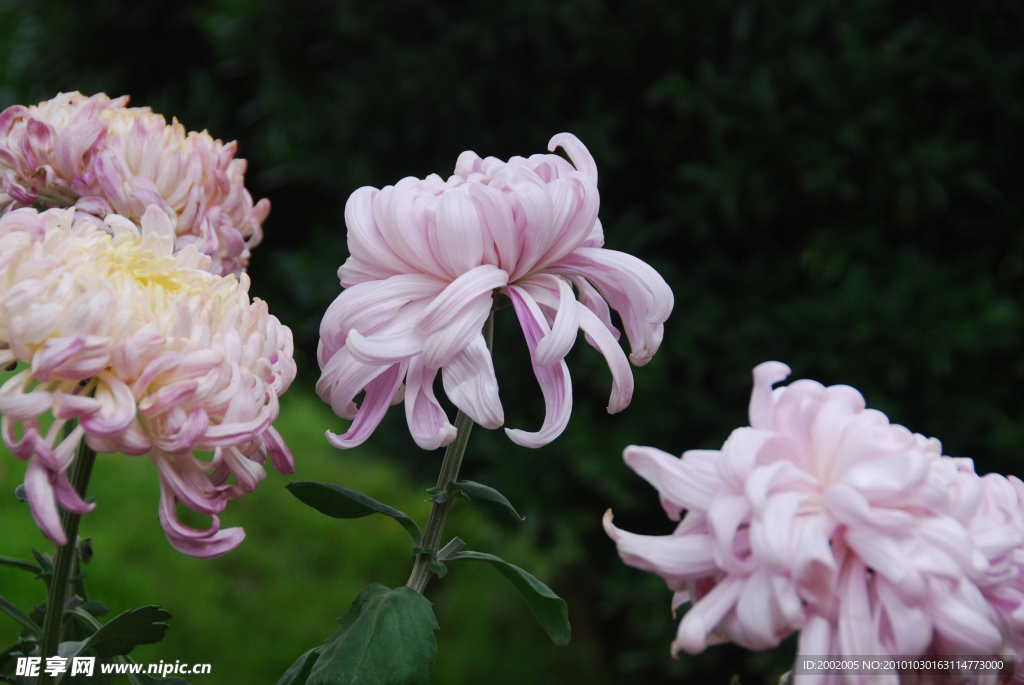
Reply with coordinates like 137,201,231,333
520,274,580,368
326,361,408,449
604,510,718,578
549,247,672,365
24,457,66,545
576,299,632,413
433,186,485,276
441,333,503,429
504,285,572,447
157,479,245,558
404,355,457,450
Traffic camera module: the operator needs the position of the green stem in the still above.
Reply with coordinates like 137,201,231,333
38,430,96,682
407,312,494,594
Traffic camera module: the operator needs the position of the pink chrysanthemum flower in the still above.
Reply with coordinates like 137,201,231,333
605,362,1019,684
317,133,673,450
0,92,269,276
0,205,295,557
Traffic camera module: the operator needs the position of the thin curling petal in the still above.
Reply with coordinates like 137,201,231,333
263,425,294,475
441,334,504,429
504,286,572,447
327,361,407,449
550,247,673,365
404,355,457,450
604,510,718,578
521,274,579,368
674,576,744,655
158,480,245,558
577,302,632,413
24,457,66,545
548,132,598,186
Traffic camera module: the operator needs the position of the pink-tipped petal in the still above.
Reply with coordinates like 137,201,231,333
404,355,457,450
24,457,66,545
326,361,408,449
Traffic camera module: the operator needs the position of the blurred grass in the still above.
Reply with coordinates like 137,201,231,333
0,382,595,684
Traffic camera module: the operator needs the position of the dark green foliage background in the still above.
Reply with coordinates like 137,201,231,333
1,0,1023,683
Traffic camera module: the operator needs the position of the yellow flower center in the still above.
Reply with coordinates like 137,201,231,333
93,236,193,295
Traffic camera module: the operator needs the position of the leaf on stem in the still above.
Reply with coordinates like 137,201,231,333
448,551,570,646
0,596,40,636
276,649,319,685
287,482,423,546
81,601,109,618
66,606,172,659
451,481,525,521
0,637,36,674
306,584,437,685
0,556,41,575
31,549,53,581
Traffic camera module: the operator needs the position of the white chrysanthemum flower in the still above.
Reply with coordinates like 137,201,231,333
0,205,295,557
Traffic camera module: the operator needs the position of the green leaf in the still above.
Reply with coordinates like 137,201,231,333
0,637,36,674
424,487,448,505
276,648,319,685
449,552,570,646
81,601,109,618
287,482,422,546
31,549,53,579
450,481,524,521
0,596,40,636
70,606,171,659
308,584,437,685
0,557,41,575
426,561,447,579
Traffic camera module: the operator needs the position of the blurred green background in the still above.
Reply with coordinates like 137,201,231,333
1,0,1023,683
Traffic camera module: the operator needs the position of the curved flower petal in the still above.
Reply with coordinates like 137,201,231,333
520,274,580,368
326,361,408,449
504,285,572,447
404,355,457,450
157,479,244,558
548,132,598,185
549,247,673,365
577,302,632,413
441,333,503,429
604,510,718,579
24,457,66,544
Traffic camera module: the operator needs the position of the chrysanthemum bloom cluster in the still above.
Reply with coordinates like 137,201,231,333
318,133,673,450
0,205,296,557
0,92,269,276
605,362,1024,684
